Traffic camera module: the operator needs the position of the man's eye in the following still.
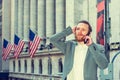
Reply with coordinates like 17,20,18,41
76,28,79,30
82,29,85,31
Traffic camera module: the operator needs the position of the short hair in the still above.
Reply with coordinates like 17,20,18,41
77,20,92,35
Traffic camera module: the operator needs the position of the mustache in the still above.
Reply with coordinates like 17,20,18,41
75,32,85,36
75,35,85,41
77,34,84,36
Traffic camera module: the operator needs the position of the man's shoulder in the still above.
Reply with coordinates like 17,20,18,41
94,43,104,50
95,43,104,47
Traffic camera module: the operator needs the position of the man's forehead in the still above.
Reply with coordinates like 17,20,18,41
77,23,89,27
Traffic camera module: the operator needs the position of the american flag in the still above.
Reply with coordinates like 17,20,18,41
29,29,41,58
2,39,13,60
14,35,25,59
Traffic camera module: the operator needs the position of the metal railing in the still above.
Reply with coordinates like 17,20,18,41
100,51,120,80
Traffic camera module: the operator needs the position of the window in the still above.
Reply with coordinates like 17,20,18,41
39,59,42,74
58,58,63,73
24,60,27,73
13,60,15,72
18,60,21,72
31,59,34,73
48,57,52,75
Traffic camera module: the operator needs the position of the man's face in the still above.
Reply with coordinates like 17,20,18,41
75,23,89,42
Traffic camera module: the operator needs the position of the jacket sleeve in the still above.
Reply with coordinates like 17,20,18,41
88,43,109,69
50,26,72,54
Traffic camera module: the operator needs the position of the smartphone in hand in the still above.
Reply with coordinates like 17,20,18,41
84,38,89,44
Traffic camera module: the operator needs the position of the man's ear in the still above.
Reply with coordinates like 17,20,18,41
72,26,77,34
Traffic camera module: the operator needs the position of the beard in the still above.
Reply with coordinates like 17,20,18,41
75,35,85,42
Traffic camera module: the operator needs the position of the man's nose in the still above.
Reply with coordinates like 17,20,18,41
78,30,83,35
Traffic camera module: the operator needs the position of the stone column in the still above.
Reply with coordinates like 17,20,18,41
37,0,46,38
21,59,24,73
15,60,18,72
46,0,55,37
24,0,30,40
2,0,11,71
18,0,24,38
27,59,31,73
23,0,30,53
37,0,46,45
34,58,39,74
30,0,37,31
11,0,18,43
65,0,83,40
65,0,75,40
56,0,65,33
65,0,74,27
2,0,11,40
46,0,55,45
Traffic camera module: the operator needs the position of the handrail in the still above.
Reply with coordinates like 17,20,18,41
111,51,120,63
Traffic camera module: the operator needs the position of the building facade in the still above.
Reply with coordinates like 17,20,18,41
1,0,120,80
0,0,2,71
2,0,84,80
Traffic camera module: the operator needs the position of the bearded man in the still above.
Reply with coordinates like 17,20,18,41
50,20,108,80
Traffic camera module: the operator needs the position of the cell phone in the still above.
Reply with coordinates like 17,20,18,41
84,38,89,44
84,33,89,44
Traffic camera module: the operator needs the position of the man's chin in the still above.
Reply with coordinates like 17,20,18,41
75,36,85,42
76,38,84,42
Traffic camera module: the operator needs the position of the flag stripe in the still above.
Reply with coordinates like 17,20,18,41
97,0,105,12
30,36,41,58
2,39,13,60
3,44,13,60
30,38,40,57
14,35,25,59
29,29,41,58
14,40,25,59
97,14,104,32
96,0,105,45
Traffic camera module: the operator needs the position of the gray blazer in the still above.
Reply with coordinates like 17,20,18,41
50,27,108,80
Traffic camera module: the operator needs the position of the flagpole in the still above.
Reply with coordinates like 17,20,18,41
104,0,111,61
47,43,52,80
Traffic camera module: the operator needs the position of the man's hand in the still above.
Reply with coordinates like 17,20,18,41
72,26,77,34
84,36,93,46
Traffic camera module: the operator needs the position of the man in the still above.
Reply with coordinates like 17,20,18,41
50,20,108,80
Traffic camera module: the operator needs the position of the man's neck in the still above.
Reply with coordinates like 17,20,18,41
78,41,85,45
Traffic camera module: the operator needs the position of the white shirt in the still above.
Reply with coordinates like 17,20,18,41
67,44,88,80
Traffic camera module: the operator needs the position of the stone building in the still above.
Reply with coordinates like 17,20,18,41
2,0,84,80
0,0,2,71
1,0,120,80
